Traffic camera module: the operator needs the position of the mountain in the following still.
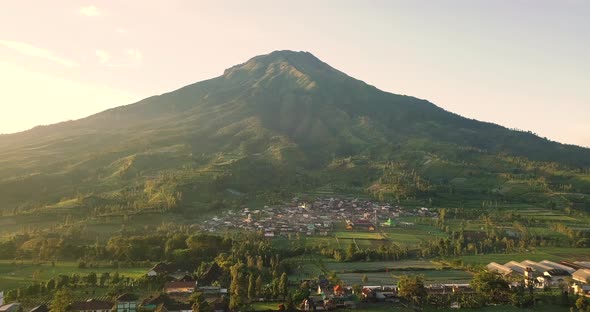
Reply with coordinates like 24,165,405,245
1,50,589,222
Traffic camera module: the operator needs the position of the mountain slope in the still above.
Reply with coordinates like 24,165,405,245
1,50,589,218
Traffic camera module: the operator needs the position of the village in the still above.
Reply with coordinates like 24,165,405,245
3,198,590,312
200,197,436,236
6,257,590,312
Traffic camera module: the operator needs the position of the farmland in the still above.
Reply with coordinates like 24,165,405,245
0,260,148,290
339,269,473,285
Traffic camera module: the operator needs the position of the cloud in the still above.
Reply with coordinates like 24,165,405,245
79,6,101,16
95,48,143,68
125,49,143,62
95,49,110,64
0,40,78,67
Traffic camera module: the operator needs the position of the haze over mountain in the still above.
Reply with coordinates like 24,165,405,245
1,50,589,219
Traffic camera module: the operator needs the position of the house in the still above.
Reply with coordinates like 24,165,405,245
154,302,192,312
0,303,21,312
168,271,193,282
539,260,576,274
147,262,171,277
540,269,570,287
575,262,590,270
70,299,113,312
572,269,590,284
487,262,513,276
164,281,197,294
520,260,553,273
504,261,529,276
573,284,590,296
381,218,395,227
198,263,222,286
197,286,227,296
116,293,139,312
141,294,170,311
29,305,49,312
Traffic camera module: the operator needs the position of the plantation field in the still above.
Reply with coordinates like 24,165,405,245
287,255,442,282
0,260,148,290
334,231,385,240
457,247,590,265
339,269,472,285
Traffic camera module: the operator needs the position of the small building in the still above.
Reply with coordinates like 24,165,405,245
487,262,513,276
70,299,113,312
116,293,139,312
573,284,590,296
164,281,197,294
147,262,171,277
575,262,590,270
381,218,395,227
155,302,192,312
504,261,529,276
0,303,21,312
520,260,553,273
540,269,570,287
539,260,576,274
572,269,590,284
168,271,193,282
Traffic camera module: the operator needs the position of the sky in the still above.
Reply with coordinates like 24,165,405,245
0,0,588,147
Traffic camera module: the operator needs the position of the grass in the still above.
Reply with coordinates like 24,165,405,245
251,302,282,311
0,260,149,290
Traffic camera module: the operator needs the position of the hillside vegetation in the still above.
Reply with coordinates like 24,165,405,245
0,50,589,228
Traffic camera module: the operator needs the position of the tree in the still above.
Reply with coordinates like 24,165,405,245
397,275,426,309
575,297,587,311
191,292,210,312
361,274,368,285
285,292,295,312
470,270,510,304
247,274,256,301
46,278,56,291
51,288,73,312
255,275,264,297
229,263,245,311
279,273,289,297
99,272,110,287
346,243,356,261
86,272,97,286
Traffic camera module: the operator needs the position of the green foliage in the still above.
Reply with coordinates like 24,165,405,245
397,274,426,307
0,50,589,234
470,270,510,304
50,288,73,312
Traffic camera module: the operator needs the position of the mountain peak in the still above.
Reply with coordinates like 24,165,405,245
222,50,348,90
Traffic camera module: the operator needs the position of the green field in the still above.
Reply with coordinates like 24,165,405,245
338,269,472,285
457,247,590,265
0,260,149,290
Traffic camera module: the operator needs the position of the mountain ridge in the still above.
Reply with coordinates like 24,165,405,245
0,50,589,218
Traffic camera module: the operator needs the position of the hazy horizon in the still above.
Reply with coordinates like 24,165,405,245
1,1,588,147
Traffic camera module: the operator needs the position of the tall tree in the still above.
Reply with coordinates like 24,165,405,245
279,273,289,297
51,288,73,312
397,275,426,310
248,274,256,301
470,270,510,304
255,275,264,297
